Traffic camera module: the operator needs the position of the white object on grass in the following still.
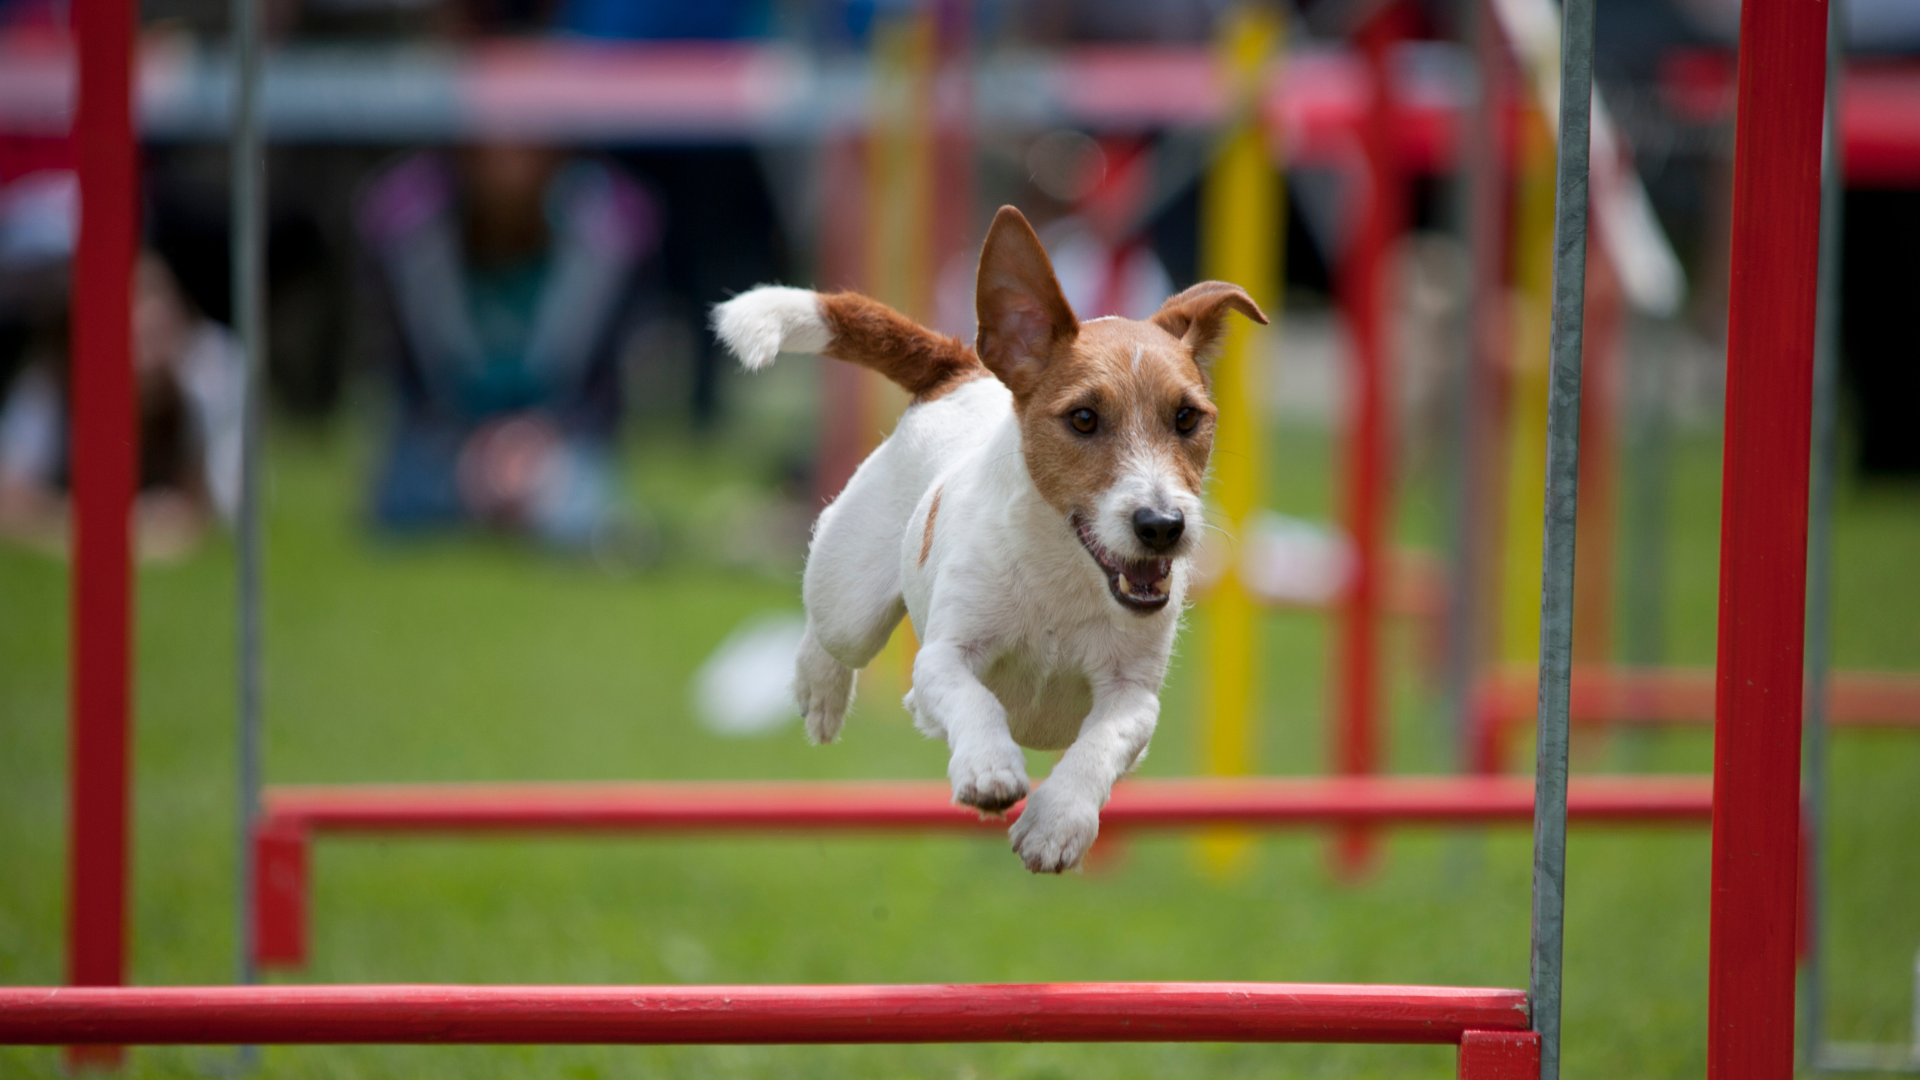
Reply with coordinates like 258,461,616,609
692,611,808,737
1239,510,1353,608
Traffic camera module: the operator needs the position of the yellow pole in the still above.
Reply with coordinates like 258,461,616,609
1198,5,1283,873
868,9,938,697
1497,109,1558,680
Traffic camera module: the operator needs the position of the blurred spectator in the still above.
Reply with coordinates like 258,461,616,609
357,144,659,550
549,0,786,429
0,172,244,561
1013,0,1239,45
554,0,764,39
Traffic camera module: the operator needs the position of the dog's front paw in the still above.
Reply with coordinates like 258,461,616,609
1009,783,1101,874
949,743,1030,816
792,635,854,745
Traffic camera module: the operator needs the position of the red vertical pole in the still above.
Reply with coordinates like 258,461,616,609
251,827,309,969
67,0,138,1068
1332,4,1410,878
811,132,871,509
1458,1030,1542,1079
1460,0,1515,776
1706,0,1828,1074
930,0,974,306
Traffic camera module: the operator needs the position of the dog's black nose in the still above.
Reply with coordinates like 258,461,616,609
1132,508,1184,552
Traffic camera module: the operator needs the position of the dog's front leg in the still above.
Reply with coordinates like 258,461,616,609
1009,680,1160,873
911,642,1030,814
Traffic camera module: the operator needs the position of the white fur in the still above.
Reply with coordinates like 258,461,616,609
720,285,1194,874
1090,437,1205,565
710,286,832,371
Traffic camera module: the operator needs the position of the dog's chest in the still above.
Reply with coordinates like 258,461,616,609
979,637,1094,752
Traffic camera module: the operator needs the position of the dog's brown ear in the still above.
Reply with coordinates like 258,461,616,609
975,206,1077,397
1150,281,1269,365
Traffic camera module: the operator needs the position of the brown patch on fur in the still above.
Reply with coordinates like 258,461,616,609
1015,319,1217,518
820,292,987,403
920,486,943,566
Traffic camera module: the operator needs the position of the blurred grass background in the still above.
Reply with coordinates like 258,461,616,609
1,425,1916,1079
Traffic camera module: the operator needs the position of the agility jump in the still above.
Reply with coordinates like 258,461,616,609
12,0,1832,1074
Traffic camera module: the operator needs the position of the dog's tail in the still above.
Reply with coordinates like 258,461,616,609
712,286,984,401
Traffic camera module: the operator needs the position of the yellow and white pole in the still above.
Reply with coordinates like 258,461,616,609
1198,5,1283,873
867,7,942,694
1497,110,1558,690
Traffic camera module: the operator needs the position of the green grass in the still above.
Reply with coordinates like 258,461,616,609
1,422,1917,1078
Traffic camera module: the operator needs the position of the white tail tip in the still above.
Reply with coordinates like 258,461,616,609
711,286,831,371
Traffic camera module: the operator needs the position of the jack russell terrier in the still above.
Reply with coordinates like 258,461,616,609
713,205,1266,872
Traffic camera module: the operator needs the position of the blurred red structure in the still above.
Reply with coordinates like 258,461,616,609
1471,666,1920,772
246,775,1713,969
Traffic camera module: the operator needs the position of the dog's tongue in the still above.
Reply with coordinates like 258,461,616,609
1116,557,1173,600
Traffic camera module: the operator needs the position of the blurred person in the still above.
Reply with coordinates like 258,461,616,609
553,0,762,39
545,0,787,428
356,144,660,550
0,172,245,561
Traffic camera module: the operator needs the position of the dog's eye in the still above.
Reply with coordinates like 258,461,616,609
1069,408,1098,435
1175,407,1200,434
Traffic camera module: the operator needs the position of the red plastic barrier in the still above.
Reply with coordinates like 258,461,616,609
1458,1030,1543,1079
252,826,308,968
248,775,1710,972
260,775,1714,835
1707,0,1829,1072
1472,665,1920,772
0,982,1528,1046
1479,665,1920,727
67,0,137,1068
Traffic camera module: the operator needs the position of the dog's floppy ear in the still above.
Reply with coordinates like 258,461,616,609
1150,281,1269,365
975,206,1077,397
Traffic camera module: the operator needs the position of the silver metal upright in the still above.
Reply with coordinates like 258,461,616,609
1804,0,1920,1070
231,0,265,1007
1530,0,1596,1073
1802,0,1844,1062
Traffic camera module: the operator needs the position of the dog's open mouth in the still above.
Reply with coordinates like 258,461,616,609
1073,516,1172,613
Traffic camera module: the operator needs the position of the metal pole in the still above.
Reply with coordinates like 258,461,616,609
1530,0,1596,1073
232,0,266,1024
1802,0,1844,1063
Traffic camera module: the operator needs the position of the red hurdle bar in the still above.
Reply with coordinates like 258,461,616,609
247,775,1711,969
259,775,1713,834
1471,666,1920,771
1330,1,1416,883
0,982,1530,1047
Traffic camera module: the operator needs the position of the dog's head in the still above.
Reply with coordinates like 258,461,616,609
974,206,1267,615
